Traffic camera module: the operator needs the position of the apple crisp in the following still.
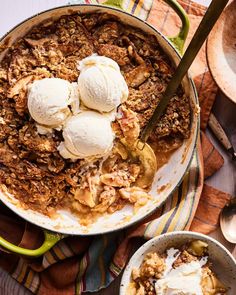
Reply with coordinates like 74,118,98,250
128,240,228,295
0,12,191,220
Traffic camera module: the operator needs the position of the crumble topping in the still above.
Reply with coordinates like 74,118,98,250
0,12,191,222
129,241,228,295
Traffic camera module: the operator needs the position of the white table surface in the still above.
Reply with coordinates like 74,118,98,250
0,0,235,294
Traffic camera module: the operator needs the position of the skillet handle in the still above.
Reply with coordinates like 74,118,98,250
102,0,189,54
164,0,189,54
0,230,63,257
102,0,123,9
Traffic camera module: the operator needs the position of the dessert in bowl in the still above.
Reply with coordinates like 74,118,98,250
0,5,198,235
120,231,236,295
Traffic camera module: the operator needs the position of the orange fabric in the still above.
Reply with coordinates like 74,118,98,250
190,184,231,234
201,132,224,179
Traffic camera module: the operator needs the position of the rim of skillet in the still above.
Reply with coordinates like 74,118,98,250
0,4,200,236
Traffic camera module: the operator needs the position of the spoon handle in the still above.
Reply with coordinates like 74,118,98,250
140,0,230,143
208,113,236,161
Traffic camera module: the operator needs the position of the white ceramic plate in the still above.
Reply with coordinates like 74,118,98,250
207,0,236,104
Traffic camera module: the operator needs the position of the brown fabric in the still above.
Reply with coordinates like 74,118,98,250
40,257,80,294
190,184,231,234
18,223,44,251
147,0,218,129
195,73,218,130
201,132,224,179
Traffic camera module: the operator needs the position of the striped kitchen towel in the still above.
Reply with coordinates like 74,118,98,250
0,0,229,294
68,0,153,20
0,141,230,295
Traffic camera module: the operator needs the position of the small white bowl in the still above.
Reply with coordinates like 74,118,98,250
120,231,236,295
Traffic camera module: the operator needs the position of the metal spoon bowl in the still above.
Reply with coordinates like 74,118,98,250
220,197,236,244
123,139,157,189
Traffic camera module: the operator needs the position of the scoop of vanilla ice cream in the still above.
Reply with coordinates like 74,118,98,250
58,111,114,160
77,55,128,112
155,260,205,295
28,78,79,132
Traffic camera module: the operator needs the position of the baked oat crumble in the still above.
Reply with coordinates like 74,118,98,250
129,240,228,295
0,12,191,222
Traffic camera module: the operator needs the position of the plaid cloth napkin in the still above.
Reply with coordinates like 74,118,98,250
0,0,232,294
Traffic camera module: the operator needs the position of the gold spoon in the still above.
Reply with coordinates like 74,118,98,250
112,0,229,190
131,0,230,189
140,0,229,144
120,139,157,189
